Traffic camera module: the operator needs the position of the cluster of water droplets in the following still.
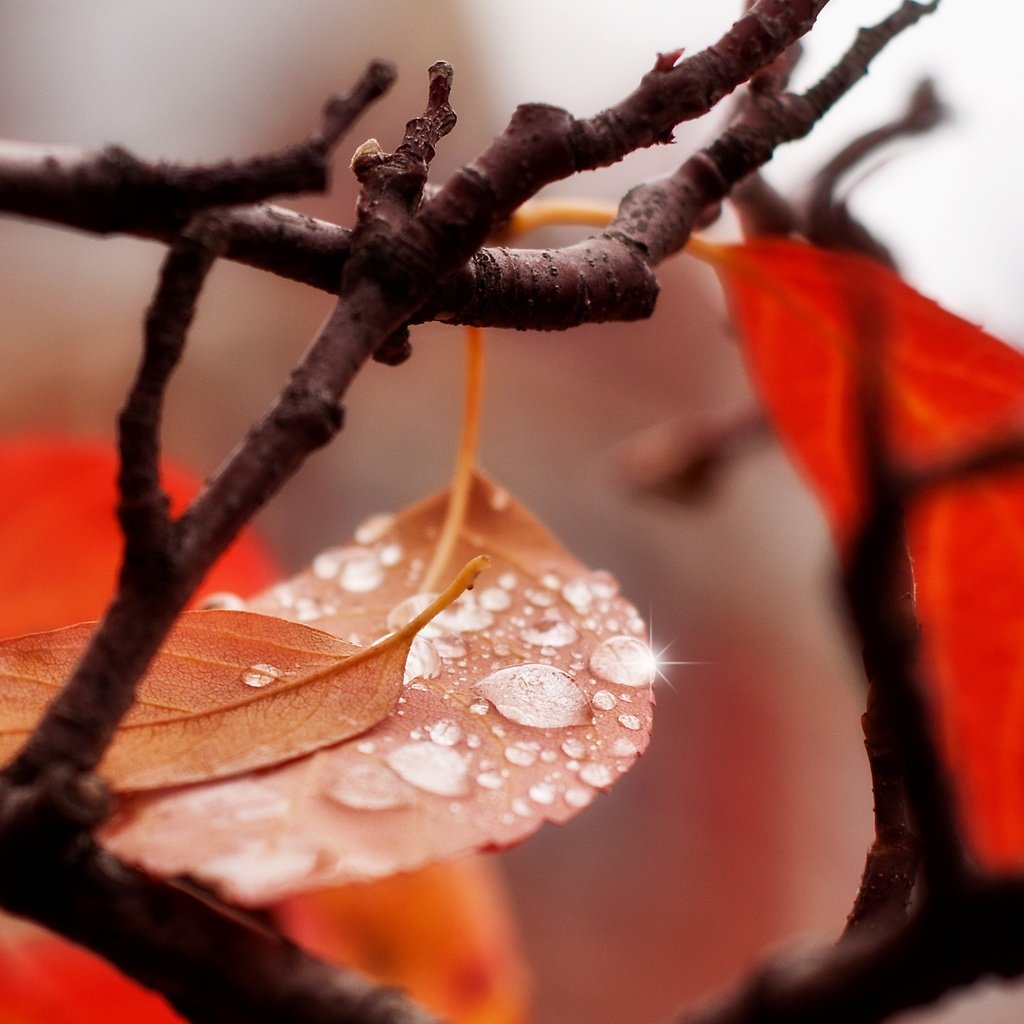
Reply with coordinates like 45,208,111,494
221,500,656,850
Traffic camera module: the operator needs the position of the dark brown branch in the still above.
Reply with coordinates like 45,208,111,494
118,216,227,571
0,60,393,236
805,78,946,264
673,877,1024,1024
0,768,441,1024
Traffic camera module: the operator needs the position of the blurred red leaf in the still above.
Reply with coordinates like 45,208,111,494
0,433,278,1022
0,435,277,636
104,472,655,905
708,238,1024,870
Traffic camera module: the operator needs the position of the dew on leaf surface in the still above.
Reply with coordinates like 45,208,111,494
617,713,642,731
425,718,462,746
589,635,656,688
339,550,384,593
591,689,617,710
479,586,512,612
475,664,590,728
504,742,539,767
325,760,414,810
404,636,442,683
565,786,594,808
354,512,395,545
240,663,283,689
579,763,615,788
521,618,578,648
199,591,246,611
528,781,557,805
385,742,470,797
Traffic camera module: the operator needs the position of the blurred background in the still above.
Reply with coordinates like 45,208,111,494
0,1,1021,1022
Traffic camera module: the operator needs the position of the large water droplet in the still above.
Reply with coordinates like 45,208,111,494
241,663,283,688
312,550,343,580
589,636,656,688
386,742,469,796
404,636,442,683
325,761,414,810
591,689,617,711
179,781,288,822
611,737,638,758
435,592,494,634
206,841,319,895
476,664,590,728
617,713,642,731
522,618,578,648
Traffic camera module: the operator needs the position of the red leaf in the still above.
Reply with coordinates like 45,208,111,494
709,239,1024,870
0,435,278,635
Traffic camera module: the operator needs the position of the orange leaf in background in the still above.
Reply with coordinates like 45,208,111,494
707,238,1024,870
0,435,277,636
281,858,529,1024
104,472,655,905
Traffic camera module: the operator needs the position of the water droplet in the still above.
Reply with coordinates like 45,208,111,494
356,740,376,754
312,550,343,580
589,636,656,688
611,737,638,757
199,591,246,611
466,734,482,749
378,541,404,566
579,763,614,788
387,593,441,636
180,781,287,822
241,663,283,688
434,634,468,659
386,743,469,796
565,786,594,808
325,761,414,810
540,749,557,764
524,587,555,608
561,737,587,759
560,577,595,610
476,664,590,728
476,770,506,790
355,512,395,545
480,586,512,612
435,592,494,634
206,841,319,895
470,702,490,716
617,713,642,731
522,618,578,648
592,689,617,711
404,636,442,683
426,719,462,746
339,549,384,593
541,572,561,590
504,742,539,767
512,798,533,818
590,571,619,599
488,485,511,511
498,572,518,590
529,781,556,805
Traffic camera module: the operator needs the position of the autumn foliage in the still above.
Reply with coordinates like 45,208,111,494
711,238,1024,872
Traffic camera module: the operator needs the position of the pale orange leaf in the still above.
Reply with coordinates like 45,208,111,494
102,473,655,905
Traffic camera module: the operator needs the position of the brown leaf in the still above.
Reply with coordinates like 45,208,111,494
0,592,482,791
102,473,655,905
